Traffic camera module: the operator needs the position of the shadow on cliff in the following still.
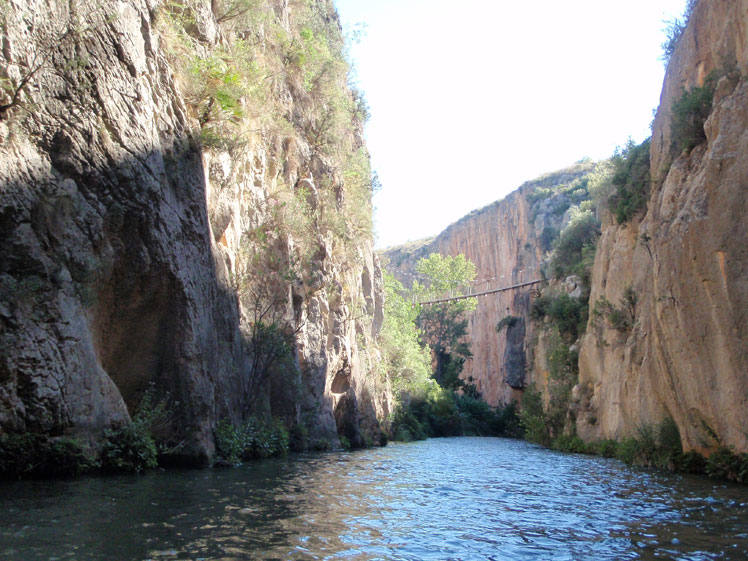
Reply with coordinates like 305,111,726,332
0,132,261,464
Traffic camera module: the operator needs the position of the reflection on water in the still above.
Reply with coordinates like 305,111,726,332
1,437,747,560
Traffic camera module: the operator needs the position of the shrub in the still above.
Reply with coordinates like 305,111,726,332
338,435,352,451
550,209,600,281
594,288,636,333
101,424,158,473
608,138,651,223
0,433,96,479
593,439,618,458
661,0,698,63
675,450,707,474
671,77,715,153
552,434,592,454
289,423,309,452
536,293,588,342
496,315,520,332
214,417,290,464
705,447,748,483
519,385,550,446
214,419,244,465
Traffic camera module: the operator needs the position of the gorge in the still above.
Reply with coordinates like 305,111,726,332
0,0,744,494
1,0,747,558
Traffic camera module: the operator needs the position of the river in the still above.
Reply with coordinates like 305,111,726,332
1,437,747,560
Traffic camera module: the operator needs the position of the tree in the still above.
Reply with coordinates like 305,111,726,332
377,272,432,396
411,253,477,390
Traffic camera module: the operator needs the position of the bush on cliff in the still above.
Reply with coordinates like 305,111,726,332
608,138,651,224
549,207,600,284
671,77,716,153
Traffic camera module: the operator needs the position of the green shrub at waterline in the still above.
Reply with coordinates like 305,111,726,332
0,433,98,479
389,386,522,442
101,423,158,474
214,417,290,465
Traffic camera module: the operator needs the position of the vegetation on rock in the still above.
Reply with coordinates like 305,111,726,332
671,76,716,153
608,138,651,224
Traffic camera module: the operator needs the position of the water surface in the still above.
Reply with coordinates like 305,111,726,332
1,437,747,560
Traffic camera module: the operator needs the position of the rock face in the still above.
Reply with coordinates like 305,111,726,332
0,0,386,461
577,0,748,452
383,164,594,405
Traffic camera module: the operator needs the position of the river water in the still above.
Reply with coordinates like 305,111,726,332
1,437,747,560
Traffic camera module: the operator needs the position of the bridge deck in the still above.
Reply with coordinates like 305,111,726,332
417,279,545,305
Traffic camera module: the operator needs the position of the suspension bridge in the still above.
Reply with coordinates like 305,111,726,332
417,278,546,306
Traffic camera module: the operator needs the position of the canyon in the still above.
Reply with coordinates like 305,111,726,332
385,0,748,453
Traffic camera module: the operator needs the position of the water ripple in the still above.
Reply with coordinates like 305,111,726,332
1,437,748,560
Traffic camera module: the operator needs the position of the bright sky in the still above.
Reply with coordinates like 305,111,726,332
333,0,688,249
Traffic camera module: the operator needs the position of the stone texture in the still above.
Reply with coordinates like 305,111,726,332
0,0,385,460
577,0,748,453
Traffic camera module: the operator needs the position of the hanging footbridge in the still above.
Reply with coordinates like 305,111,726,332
417,278,546,306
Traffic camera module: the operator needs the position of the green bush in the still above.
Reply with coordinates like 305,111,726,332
532,293,588,342
550,209,600,282
289,423,309,452
594,288,636,333
214,419,244,465
214,417,290,464
552,434,592,454
389,389,521,442
671,78,715,153
101,424,158,473
675,450,707,474
496,315,520,332
705,447,748,483
592,439,618,458
0,433,96,479
608,138,651,223
519,385,550,446
661,0,697,63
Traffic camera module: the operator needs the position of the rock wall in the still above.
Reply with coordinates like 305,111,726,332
577,0,748,453
383,164,593,405
0,0,386,462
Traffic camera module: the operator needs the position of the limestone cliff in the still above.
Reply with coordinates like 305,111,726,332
383,163,595,406
576,0,748,453
0,0,386,463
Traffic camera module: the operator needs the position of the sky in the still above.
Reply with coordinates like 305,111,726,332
332,0,688,249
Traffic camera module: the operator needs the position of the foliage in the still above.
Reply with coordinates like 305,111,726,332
671,77,716,153
496,315,521,332
0,433,97,479
551,434,592,454
377,272,433,397
608,138,651,224
549,207,600,283
587,160,615,213
594,287,637,333
531,293,587,342
288,422,310,452
101,386,178,473
411,253,477,390
388,384,522,442
661,0,698,63
214,417,290,465
705,447,748,483
101,423,158,473
519,385,550,446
